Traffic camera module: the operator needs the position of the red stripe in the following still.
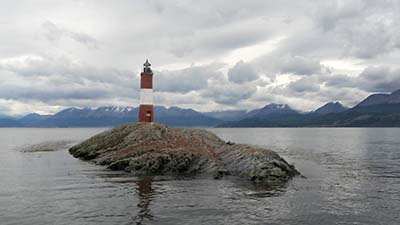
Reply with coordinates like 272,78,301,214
138,104,154,122
140,72,153,89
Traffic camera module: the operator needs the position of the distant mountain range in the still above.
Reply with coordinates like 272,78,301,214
0,106,220,127
218,89,400,127
1,89,400,127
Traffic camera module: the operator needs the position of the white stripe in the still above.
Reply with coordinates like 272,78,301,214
140,89,153,105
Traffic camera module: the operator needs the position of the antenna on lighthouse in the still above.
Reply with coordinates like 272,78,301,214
143,59,151,73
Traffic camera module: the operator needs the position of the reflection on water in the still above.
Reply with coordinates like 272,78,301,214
0,127,400,225
135,177,154,224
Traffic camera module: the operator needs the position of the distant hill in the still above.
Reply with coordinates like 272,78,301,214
0,118,21,127
155,106,221,126
0,114,13,119
18,113,52,127
0,106,221,127
313,102,348,115
350,89,400,113
0,114,19,127
357,89,400,106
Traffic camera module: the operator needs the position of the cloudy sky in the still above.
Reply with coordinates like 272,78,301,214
1,0,400,115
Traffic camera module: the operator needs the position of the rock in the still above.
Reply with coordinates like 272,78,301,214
69,123,300,183
216,144,300,183
19,140,75,152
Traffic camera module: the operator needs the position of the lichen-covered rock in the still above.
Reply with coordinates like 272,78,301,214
69,123,300,183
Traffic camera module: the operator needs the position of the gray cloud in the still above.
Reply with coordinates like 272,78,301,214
322,66,400,93
314,0,365,31
165,17,273,58
311,0,400,59
1,0,400,114
228,60,258,84
155,64,223,93
287,77,320,93
0,83,110,102
279,55,324,75
255,53,325,77
42,21,98,49
357,66,400,92
200,82,257,105
0,55,135,87
323,74,356,88
0,55,138,106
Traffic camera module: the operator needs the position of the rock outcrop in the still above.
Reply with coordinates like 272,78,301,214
69,123,300,183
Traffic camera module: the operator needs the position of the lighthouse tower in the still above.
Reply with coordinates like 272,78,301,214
138,59,154,123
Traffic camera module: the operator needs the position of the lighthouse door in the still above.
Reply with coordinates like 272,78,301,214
145,111,152,122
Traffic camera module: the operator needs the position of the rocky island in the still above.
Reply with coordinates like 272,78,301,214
69,123,300,183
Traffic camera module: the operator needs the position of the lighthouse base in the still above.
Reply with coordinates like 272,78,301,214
138,105,154,123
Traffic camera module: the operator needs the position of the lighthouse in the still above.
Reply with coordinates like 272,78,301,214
138,59,154,123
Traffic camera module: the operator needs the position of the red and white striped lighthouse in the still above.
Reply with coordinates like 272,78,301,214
138,59,154,123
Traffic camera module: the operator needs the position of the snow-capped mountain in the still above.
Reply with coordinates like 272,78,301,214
244,103,299,118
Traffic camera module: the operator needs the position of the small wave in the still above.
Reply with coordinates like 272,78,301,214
17,140,76,152
244,189,286,198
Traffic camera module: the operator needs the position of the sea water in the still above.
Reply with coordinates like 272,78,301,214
0,127,399,225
